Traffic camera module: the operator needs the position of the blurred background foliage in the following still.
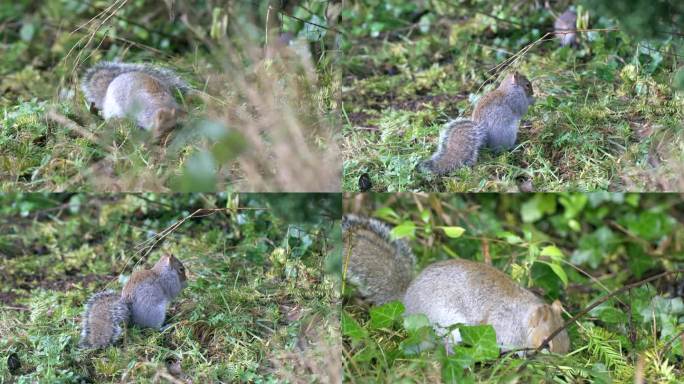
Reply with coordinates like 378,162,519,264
0,192,341,382
0,0,336,82
343,193,684,382
340,0,683,87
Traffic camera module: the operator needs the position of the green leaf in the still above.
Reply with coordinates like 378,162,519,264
521,195,557,223
537,260,568,287
403,313,431,332
593,306,628,324
369,301,404,329
458,324,499,361
621,211,673,241
497,231,523,244
626,243,657,278
342,311,367,342
351,344,380,363
439,226,465,238
441,353,472,384
400,326,436,355
176,151,217,192
673,66,684,90
540,245,564,262
559,194,588,219
373,207,398,220
445,347,476,371
391,220,416,240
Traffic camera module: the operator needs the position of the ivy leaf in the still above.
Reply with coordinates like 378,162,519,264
342,311,367,342
458,325,499,361
441,353,474,384
400,326,436,355
369,301,404,329
403,313,431,332
521,195,557,223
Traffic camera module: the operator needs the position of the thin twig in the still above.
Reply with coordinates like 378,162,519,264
278,8,347,36
660,313,684,356
535,269,684,353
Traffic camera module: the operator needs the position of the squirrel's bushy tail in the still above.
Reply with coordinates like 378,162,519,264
417,119,485,176
81,61,190,110
79,290,130,349
342,214,415,305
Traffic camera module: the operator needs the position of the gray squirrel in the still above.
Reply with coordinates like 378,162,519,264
79,254,187,349
554,9,578,47
342,214,570,354
81,62,190,141
418,72,535,176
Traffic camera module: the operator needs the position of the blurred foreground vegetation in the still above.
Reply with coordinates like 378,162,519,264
0,0,341,192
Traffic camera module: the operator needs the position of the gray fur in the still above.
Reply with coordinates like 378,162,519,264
342,214,415,305
474,75,535,152
554,9,578,47
418,119,485,175
81,61,189,110
344,221,570,353
125,268,186,329
102,72,179,131
79,290,130,349
403,260,545,352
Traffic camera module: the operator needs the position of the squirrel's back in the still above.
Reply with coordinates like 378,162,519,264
418,119,484,175
79,290,129,349
343,214,415,305
81,61,189,110
404,259,569,353
404,259,543,317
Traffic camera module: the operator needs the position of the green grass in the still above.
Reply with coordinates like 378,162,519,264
340,5,684,192
0,193,341,383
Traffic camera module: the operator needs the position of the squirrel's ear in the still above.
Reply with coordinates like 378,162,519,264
551,300,563,315
157,254,171,265
529,305,548,327
511,72,521,84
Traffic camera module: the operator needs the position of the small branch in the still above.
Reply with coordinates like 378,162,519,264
660,327,684,356
534,269,684,353
46,109,98,142
277,8,347,37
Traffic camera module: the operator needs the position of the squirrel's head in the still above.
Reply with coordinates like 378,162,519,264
153,107,186,130
156,253,188,285
527,300,570,354
502,72,534,102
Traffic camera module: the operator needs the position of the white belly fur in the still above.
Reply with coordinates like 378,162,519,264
102,88,125,120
